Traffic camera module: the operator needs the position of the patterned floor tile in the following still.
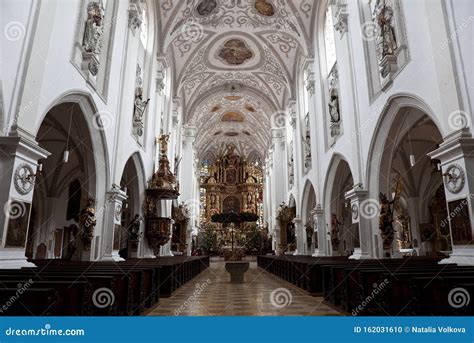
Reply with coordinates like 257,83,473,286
147,262,342,316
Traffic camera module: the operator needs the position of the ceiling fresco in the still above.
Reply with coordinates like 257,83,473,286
156,0,317,160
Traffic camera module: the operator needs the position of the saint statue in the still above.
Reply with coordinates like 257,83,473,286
373,0,398,60
379,174,402,249
158,134,170,154
128,214,142,241
78,198,97,251
83,2,104,54
328,88,341,123
133,87,150,136
328,213,341,252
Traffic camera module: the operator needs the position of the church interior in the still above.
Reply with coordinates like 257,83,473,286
0,0,473,317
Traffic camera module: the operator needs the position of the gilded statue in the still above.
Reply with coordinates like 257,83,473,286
128,214,142,241
158,134,170,154
379,173,402,249
328,213,341,252
78,198,97,251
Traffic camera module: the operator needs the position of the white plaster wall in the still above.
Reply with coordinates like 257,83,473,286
265,0,472,256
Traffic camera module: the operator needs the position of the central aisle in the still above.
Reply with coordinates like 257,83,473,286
148,261,341,316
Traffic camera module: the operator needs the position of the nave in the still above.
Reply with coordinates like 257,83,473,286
1,0,473,320
148,260,340,316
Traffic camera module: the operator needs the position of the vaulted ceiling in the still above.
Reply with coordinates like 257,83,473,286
156,0,318,160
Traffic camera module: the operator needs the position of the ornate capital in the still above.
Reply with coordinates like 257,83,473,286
334,2,348,35
128,2,143,34
183,125,198,138
305,71,315,96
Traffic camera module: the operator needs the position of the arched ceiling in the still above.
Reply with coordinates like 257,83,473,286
156,0,317,160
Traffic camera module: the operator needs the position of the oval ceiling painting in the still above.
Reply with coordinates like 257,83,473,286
254,0,275,17
196,0,217,16
217,39,254,65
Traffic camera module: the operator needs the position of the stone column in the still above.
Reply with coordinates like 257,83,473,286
180,125,197,256
312,205,327,256
271,128,286,255
345,186,373,259
0,135,50,268
428,128,474,265
100,186,127,262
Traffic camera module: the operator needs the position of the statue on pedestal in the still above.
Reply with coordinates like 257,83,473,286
83,2,104,54
78,198,97,251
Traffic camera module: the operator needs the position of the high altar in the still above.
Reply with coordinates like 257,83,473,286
200,144,263,255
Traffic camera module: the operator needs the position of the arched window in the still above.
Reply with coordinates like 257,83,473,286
322,4,341,140
324,6,337,75
139,6,148,47
133,2,151,140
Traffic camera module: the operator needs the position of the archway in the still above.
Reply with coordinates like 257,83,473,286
31,100,104,261
325,158,355,256
367,96,449,257
118,153,146,259
301,181,317,255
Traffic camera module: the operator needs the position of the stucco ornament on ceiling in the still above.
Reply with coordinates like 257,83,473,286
156,0,317,162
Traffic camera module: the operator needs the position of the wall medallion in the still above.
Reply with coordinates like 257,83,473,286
115,205,122,221
14,164,35,195
217,39,254,65
443,163,465,194
351,204,359,220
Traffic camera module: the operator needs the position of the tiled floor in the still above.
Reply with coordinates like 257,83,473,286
147,262,342,316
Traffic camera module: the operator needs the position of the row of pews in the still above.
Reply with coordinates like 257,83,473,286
257,255,474,316
0,256,209,316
